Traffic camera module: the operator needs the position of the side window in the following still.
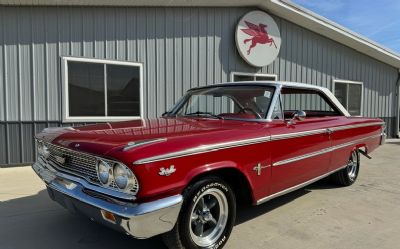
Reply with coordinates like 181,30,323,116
281,88,342,119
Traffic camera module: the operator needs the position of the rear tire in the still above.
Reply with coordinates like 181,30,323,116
332,150,360,186
162,177,236,249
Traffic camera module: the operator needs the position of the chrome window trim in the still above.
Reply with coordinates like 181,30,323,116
256,164,348,205
133,121,384,165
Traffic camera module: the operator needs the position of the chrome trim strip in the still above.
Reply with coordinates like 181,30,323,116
270,128,327,141
330,122,385,132
273,147,331,166
133,136,271,164
123,138,167,151
272,133,382,167
133,122,384,165
257,164,347,205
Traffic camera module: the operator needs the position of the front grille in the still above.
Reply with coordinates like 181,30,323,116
42,142,138,194
46,143,99,183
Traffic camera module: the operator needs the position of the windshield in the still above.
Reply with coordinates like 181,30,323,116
168,85,276,120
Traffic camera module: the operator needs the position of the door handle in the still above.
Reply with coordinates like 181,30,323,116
326,128,333,135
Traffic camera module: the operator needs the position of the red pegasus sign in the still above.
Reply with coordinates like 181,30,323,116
241,21,277,55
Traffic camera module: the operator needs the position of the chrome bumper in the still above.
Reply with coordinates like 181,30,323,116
380,132,387,145
32,159,183,239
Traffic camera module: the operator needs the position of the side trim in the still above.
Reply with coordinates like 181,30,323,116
271,128,327,141
256,164,347,205
133,122,384,165
273,133,382,167
133,136,271,165
329,122,385,132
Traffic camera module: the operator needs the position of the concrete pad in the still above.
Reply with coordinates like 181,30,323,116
1,139,400,249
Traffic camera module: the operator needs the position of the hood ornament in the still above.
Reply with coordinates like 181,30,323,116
159,165,176,176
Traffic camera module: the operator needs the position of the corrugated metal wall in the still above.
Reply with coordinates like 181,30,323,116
0,6,398,166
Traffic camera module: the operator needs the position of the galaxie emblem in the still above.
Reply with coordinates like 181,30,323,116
159,165,176,176
54,155,66,165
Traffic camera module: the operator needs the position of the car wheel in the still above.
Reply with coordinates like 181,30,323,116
162,177,236,249
332,150,360,186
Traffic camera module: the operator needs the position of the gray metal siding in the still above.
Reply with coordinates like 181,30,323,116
0,6,398,165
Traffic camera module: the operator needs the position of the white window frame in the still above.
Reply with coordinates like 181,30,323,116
230,72,278,82
333,79,363,116
62,56,144,123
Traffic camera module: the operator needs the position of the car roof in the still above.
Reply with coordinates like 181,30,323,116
190,81,351,117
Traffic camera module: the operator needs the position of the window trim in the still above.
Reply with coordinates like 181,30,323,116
333,79,363,117
61,56,144,123
230,72,278,82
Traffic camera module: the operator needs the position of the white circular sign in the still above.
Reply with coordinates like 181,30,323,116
236,11,281,67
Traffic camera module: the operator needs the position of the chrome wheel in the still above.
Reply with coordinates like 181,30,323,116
189,188,229,247
347,151,358,181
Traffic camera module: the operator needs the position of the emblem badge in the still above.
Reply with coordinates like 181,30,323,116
159,165,176,176
253,163,269,176
54,155,66,165
75,143,80,148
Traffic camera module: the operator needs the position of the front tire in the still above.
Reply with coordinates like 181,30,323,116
162,177,236,249
332,150,360,186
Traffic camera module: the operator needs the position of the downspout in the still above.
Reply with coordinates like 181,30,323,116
396,69,400,138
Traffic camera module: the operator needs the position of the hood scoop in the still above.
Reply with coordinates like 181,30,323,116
123,138,168,151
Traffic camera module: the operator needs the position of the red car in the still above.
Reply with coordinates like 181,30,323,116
33,82,386,249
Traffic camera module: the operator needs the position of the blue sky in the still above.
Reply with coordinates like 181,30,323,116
292,0,400,53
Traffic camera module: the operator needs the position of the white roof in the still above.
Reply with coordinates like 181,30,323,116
3,0,399,69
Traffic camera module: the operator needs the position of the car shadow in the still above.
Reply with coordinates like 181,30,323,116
0,190,167,249
0,178,338,249
236,178,337,225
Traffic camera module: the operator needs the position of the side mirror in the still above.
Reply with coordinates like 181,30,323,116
288,110,306,125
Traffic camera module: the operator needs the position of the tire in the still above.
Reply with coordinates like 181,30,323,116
332,150,360,186
162,177,236,249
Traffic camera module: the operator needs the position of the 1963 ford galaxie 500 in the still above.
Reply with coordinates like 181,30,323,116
33,82,386,249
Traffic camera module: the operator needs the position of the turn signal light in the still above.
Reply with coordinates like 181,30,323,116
101,210,116,224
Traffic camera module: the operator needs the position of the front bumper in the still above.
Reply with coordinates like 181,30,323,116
32,158,183,239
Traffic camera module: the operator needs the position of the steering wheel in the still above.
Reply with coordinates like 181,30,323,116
238,107,262,119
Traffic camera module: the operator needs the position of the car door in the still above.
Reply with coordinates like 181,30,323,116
268,87,339,194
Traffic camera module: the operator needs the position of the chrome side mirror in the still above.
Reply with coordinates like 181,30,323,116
288,110,306,125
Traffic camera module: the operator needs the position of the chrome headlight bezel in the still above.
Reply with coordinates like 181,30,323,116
96,159,139,195
97,160,113,186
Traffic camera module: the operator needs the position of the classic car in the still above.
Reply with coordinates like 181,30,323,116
33,82,386,249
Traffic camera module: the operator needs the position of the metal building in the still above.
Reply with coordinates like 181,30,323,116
1,0,400,167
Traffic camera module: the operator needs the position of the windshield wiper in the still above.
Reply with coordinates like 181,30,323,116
184,111,224,120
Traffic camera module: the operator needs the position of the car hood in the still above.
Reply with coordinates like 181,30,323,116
36,117,267,164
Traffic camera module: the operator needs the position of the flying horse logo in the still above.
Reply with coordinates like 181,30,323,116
241,21,277,55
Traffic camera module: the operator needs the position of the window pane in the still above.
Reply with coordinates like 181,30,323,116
348,84,362,116
107,65,141,116
255,76,276,81
234,75,254,81
68,61,105,116
334,83,348,109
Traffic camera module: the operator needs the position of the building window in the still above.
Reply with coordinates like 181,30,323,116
333,80,363,116
230,72,277,82
62,57,143,122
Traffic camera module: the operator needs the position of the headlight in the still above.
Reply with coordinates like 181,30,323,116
97,161,112,185
113,163,134,190
37,142,50,159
